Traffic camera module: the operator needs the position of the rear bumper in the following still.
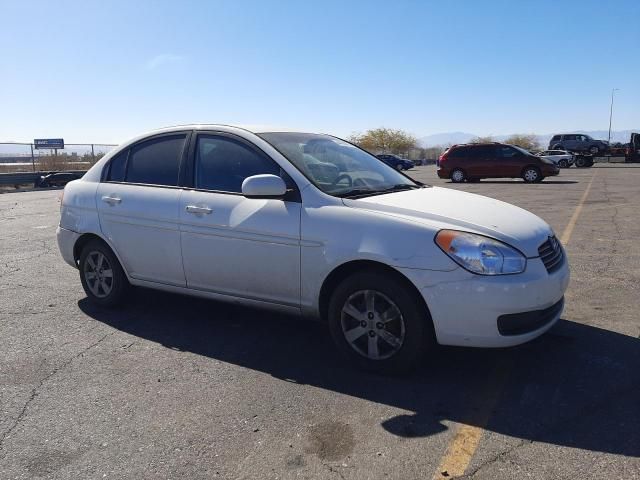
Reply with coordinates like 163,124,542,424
57,226,80,268
436,167,449,179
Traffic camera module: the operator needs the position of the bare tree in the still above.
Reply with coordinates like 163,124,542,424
469,135,495,144
349,128,417,155
504,134,540,151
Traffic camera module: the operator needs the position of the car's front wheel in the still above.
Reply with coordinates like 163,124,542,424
558,159,569,168
522,166,542,183
589,146,600,155
328,270,433,374
396,164,404,171
79,240,129,308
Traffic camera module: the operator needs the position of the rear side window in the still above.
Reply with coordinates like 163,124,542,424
125,135,186,186
447,147,466,159
195,135,281,193
107,150,128,182
464,145,493,158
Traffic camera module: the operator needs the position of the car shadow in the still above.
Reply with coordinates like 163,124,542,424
78,289,640,458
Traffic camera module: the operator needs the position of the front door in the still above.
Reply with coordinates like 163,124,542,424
179,133,301,307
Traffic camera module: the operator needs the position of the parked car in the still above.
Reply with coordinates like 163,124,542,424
548,134,608,155
57,125,569,373
34,171,83,188
536,150,574,168
437,143,559,183
376,154,414,171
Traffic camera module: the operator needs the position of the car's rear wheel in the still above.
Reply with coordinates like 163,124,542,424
575,157,588,168
79,240,129,308
522,166,542,183
558,159,569,168
327,270,433,374
552,144,563,150
450,169,466,183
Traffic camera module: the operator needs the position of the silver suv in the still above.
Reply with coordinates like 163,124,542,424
548,134,608,155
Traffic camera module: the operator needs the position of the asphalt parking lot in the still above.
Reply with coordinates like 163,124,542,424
1,164,639,479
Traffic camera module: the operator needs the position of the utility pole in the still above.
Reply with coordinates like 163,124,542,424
608,88,619,144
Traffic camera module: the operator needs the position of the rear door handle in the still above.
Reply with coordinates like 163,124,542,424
101,195,122,205
185,205,212,214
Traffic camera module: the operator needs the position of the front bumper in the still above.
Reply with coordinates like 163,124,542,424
57,226,81,268
398,256,570,348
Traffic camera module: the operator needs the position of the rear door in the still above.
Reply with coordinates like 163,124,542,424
97,132,189,286
179,132,302,307
564,134,578,150
467,145,495,177
494,145,525,177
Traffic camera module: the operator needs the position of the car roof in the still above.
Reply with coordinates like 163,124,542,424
143,124,315,135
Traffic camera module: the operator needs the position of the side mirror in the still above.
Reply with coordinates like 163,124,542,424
241,174,287,199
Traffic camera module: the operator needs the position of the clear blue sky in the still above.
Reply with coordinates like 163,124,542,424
1,0,638,143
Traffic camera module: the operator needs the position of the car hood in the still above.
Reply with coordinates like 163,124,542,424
343,187,553,257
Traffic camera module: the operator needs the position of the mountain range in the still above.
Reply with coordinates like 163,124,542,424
418,130,638,148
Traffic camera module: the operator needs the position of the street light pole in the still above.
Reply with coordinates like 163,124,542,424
608,88,619,144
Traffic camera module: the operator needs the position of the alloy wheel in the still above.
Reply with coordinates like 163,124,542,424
340,290,406,360
523,168,539,182
451,170,465,182
83,250,114,298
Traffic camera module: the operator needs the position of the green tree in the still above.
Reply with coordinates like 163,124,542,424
504,134,540,151
349,128,417,154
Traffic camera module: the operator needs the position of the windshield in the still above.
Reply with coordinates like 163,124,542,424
512,145,532,156
258,132,419,197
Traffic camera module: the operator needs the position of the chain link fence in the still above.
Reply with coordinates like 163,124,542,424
0,142,118,173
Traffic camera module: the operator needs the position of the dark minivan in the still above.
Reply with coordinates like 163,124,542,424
437,143,559,183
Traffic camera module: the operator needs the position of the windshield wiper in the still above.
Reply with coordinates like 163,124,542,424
334,188,378,198
374,184,422,194
336,184,422,199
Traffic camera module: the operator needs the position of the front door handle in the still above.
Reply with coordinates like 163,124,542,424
185,205,212,215
101,195,122,205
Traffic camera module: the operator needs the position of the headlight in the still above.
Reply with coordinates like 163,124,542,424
435,230,526,275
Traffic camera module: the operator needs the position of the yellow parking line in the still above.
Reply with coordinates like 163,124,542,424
431,362,512,479
431,170,597,479
560,171,597,245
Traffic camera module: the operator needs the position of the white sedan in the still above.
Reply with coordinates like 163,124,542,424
537,150,574,168
57,125,569,373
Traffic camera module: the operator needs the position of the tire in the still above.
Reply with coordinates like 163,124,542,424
522,166,541,183
396,164,403,171
575,157,588,168
327,270,434,374
79,239,129,308
558,159,569,168
450,169,466,183
589,146,599,155
552,144,564,150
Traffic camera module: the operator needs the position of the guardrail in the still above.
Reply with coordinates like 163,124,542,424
0,170,87,187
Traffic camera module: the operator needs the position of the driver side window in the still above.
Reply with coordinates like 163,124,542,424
194,135,281,193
